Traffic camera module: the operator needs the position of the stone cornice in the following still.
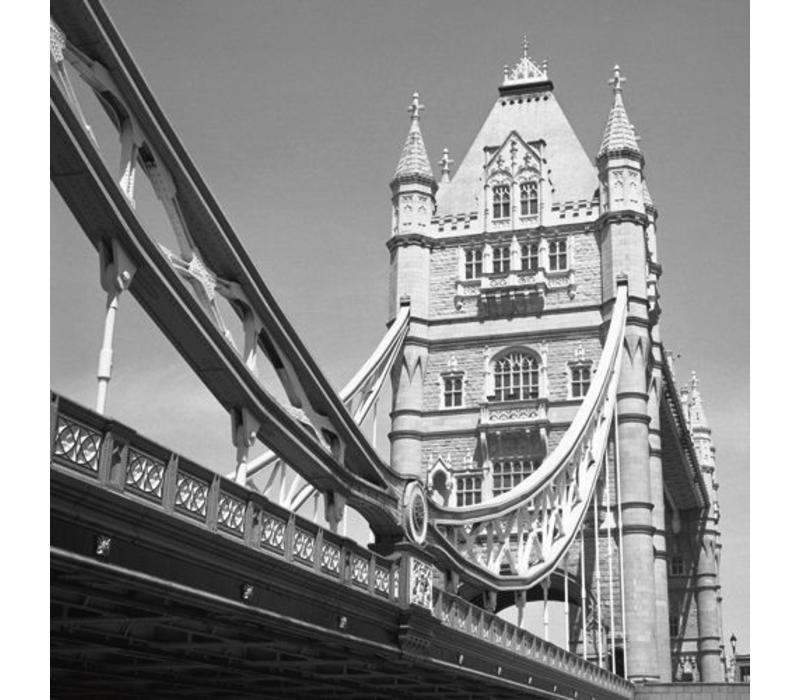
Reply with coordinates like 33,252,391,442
407,321,604,348
596,209,649,229
388,221,599,252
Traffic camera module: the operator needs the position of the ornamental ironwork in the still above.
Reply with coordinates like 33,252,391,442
374,566,391,597
320,541,342,576
351,555,369,587
217,492,245,534
260,514,286,551
125,449,164,499
292,528,314,565
175,471,208,517
409,557,432,610
53,417,102,472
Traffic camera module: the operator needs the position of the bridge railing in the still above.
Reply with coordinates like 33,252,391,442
432,587,633,696
50,392,400,602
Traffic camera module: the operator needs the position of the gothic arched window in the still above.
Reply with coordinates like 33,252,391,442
521,242,538,271
519,180,538,217
492,184,510,219
492,351,539,402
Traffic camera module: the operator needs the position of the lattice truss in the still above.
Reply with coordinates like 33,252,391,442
235,308,409,516
51,14,409,529
428,285,628,587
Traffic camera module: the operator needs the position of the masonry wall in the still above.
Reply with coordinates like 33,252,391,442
425,226,603,322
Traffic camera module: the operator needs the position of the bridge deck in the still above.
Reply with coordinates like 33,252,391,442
50,393,633,699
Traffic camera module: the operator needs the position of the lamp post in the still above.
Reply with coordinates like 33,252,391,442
729,633,738,682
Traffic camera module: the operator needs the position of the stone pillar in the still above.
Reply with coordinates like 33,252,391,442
390,341,428,480
647,344,671,680
695,528,723,681
617,317,659,683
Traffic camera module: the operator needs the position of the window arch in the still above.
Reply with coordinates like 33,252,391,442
492,184,510,219
492,351,539,402
519,180,539,217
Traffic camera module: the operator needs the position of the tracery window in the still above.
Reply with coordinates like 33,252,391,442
493,245,511,273
492,184,510,219
549,239,568,271
570,365,592,398
465,248,483,279
456,475,483,506
492,352,539,402
442,374,463,408
521,243,538,272
670,556,685,576
520,181,539,217
492,459,535,496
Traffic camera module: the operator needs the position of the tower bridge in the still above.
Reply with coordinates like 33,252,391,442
50,2,743,697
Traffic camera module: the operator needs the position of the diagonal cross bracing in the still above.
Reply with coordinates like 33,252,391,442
50,0,408,533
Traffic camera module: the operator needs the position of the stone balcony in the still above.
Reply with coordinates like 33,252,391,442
455,269,575,316
478,399,551,450
479,398,549,428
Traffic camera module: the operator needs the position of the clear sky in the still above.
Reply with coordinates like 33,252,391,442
50,0,749,653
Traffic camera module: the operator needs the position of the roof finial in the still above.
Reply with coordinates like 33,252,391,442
439,147,453,178
502,35,548,87
407,92,425,121
609,64,627,97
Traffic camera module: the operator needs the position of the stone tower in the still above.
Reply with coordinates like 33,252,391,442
387,40,723,682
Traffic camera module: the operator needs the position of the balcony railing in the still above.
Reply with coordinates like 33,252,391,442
480,398,549,428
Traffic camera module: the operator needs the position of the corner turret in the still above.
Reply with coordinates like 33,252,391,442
596,65,649,303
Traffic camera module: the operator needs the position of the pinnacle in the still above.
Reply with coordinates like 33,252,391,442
393,92,434,181
597,65,641,159
687,370,710,431
502,35,548,86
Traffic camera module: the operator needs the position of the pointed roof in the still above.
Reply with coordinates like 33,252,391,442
393,92,434,181
436,87,596,217
597,65,641,160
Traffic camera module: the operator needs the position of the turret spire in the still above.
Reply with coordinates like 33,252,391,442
393,91,434,181
597,64,641,159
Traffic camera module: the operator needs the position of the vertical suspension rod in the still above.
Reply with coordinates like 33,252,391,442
615,408,629,679
593,482,604,667
580,530,588,661
96,292,119,414
563,551,570,651
543,578,550,642
605,450,617,674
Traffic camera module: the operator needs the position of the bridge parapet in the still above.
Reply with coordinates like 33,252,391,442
51,390,635,698
433,587,634,696
50,392,402,602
